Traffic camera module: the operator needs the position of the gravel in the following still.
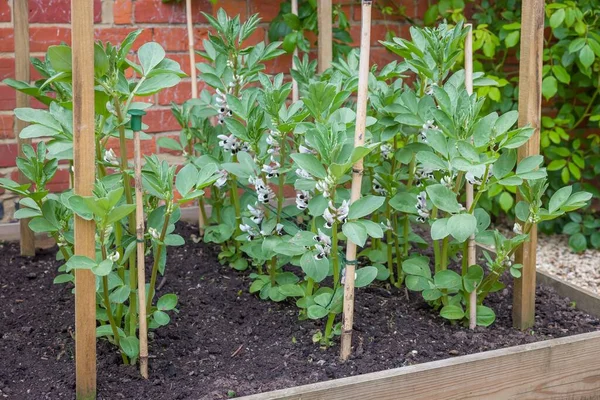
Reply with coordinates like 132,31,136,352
537,233,600,294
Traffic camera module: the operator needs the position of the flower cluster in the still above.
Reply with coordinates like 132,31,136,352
218,134,243,154
216,88,233,125
372,176,388,196
249,176,275,204
415,191,429,223
380,143,393,159
262,162,280,180
419,120,439,143
296,190,311,210
414,167,435,187
215,169,228,188
239,223,259,241
313,229,331,260
247,203,264,224
323,200,349,229
316,174,335,198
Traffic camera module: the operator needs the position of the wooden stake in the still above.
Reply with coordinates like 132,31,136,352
340,0,372,362
513,0,544,330
317,0,332,73
13,0,35,257
464,24,477,330
185,0,207,235
134,128,149,379
72,0,97,398
291,0,299,102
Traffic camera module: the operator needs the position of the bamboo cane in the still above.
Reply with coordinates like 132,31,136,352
128,110,149,378
185,0,207,235
13,0,35,257
340,0,372,362
464,24,477,330
72,0,97,397
317,0,333,72
291,0,299,102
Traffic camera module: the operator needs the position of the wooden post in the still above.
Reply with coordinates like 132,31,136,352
513,0,544,330
72,0,97,398
185,0,208,235
129,110,149,379
464,24,477,330
340,0,372,361
291,0,299,102
317,0,332,72
13,0,35,257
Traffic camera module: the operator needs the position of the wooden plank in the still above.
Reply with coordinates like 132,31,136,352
71,0,97,398
513,0,544,330
239,331,600,400
317,0,332,72
537,269,600,318
13,0,35,257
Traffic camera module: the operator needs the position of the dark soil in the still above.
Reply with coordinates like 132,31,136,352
1,223,598,399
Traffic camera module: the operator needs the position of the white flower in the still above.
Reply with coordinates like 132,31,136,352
247,203,264,224
275,223,284,235
465,171,482,186
215,169,228,188
419,120,439,143
380,143,393,159
415,191,429,222
513,222,523,235
372,179,387,196
296,190,310,210
262,162,280,179
108,251,120,262
415,167,435,186
337,200,349,221
323,200,349,228
440,175,453,189
323,207,335,229
148,227,160,240
239,223,257,241
296,168,313,180
103,148,119,166
316,174,335,198
250,176,274,204
218,134,240,154
314,229,332,247
425,83,437,96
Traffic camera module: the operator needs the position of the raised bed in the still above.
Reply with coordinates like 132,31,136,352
1,217,600,399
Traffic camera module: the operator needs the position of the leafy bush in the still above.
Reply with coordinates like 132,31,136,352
424,0,600,251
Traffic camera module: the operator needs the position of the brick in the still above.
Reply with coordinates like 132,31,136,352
0,114,14,139
153,27,188,52
0,0,11,22
95,27,153,50
30,26,71,52
28,0,102,23
134,0,211,24
0,28,14,52
242,26,265,47
371,47,398,68
249,1,279,22
350,23,408,46
158,80,191,105
0,143,18,168
216,0,248,20
144,108,180,133
114,0,133,25
264,52,293,74
0,85,16,111
0,57,15,81
104,136,157,159
46,168,71,192
354,0,413,21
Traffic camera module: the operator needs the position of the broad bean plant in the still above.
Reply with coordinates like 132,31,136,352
1,32,219,362
168,11,591,342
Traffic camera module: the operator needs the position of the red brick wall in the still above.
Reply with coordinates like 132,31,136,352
0,0,421,219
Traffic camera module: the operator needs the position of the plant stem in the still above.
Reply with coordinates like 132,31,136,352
385,202,396,285
101,242,128,364
332,222,340,285
323,312,336,346
146,211,171,314
403,154,416,258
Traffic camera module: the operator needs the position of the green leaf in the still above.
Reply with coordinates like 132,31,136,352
447,214,477,243
290,153,327,179
106,204,136,224
176,163,199,196
47,45,72,72
434,270,462,290
307,304,329,319
157,293,178,311
65,255,97,272
354,266,378,288
568,233,587,253
300,251,329,283
440,304,465,320
542,76,557,100
342,221,368,247
402,256,431,279
53,274,74,284
431,218,449,240
153,310,171,326
426,184,461,213
498,192,514,213
549,186,572,213
120,336,140,359
579,45,595,69
92,259,113,277
110,285,131,304
552,65,570,84
138,42,166,75
549,8,565,28
463,265,483,293
359,219,384,239
348,196,385,219
476,305,495,327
